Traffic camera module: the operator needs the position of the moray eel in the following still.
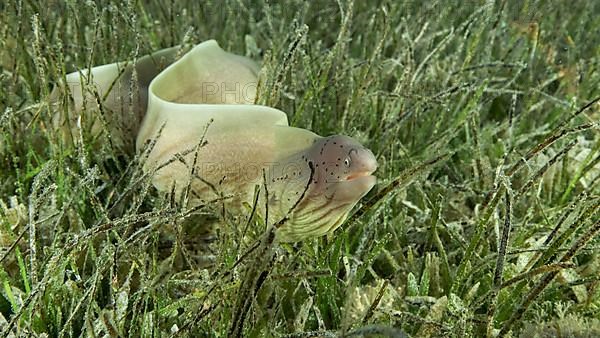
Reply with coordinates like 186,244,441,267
56,40,377,242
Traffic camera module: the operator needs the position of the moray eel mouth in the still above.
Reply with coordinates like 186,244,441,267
324,170,377,203
345,171,375,181
343,166,378,186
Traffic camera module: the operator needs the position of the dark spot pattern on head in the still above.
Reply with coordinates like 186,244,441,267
302,135,376,187
320,139,330,156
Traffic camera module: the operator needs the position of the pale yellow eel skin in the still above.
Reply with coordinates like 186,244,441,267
57,40,377,242
52,46,179,150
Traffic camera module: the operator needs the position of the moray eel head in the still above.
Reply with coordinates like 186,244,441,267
276,135,377,242
308,135,377,199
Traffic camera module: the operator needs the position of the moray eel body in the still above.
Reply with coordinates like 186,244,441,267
53,46,180,150
57,40,377,242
